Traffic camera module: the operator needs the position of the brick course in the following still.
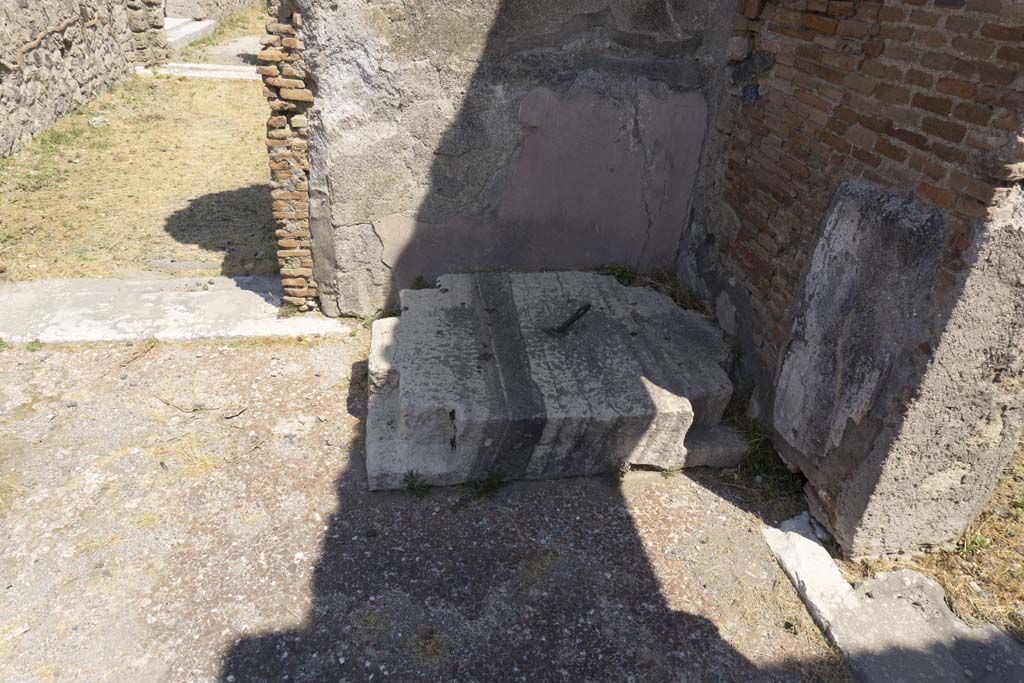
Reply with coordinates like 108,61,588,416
259,0,317,311
712,0,1023,369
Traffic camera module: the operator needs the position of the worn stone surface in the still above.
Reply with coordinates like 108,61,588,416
771,181,1024,556
367,271,740,490
0,276,349,343
0,334,850,682
297,0,734,316
764,514,1024,683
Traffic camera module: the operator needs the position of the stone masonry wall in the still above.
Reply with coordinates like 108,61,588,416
166,0,256,21
689,0,1023,554
127,0,170,65
258,0,317,311
0,1,138,157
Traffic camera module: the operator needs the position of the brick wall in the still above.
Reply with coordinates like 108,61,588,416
710,0,1023,371
258,0,316,311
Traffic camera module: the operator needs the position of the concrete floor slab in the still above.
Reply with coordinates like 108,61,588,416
0,334,849,681
0,277,348,343
148,62,261,81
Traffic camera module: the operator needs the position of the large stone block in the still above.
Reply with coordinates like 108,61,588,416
772,180,1024,556
367,272,744,490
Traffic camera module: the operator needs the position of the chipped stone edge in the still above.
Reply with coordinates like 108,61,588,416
761,512,859,639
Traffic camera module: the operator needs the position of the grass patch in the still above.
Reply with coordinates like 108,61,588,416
0,74,271,281
403,470,432,499
277,303,301,318
0,338,7,351
25,339,42,352
463,471,505,498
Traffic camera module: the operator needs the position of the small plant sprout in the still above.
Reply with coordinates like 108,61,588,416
402,470,432,499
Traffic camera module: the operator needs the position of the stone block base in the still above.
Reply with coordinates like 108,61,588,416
366,272,748,490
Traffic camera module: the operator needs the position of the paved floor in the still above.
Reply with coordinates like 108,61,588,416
202,35,261,66
0,333,851,682
0,277,347,343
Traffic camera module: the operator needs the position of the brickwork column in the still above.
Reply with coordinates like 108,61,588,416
259,1,317,311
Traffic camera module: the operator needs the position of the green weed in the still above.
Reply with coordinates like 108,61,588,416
403,471,432,499
464,471,505,498
277,303,300,318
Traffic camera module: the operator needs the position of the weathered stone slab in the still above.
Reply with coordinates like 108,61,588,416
772,180,1024,555
764,514,1024,682
366,271,742,490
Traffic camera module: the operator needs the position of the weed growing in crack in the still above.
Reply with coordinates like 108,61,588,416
602,462,630,487
403,470,432,499
277,303,301,318
361,308,402,327
409,275,433,290
659,465,683,479
463,471,505,498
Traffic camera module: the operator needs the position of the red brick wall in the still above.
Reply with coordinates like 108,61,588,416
259,0,317,311
715,0,1023,368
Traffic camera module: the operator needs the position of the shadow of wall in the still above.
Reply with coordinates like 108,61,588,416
218,352,848,682
163,184,279,277
301,0,734,316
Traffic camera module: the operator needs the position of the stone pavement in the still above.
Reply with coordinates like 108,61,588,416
764,514,1024,683
0,277,348,343
0,333,851,682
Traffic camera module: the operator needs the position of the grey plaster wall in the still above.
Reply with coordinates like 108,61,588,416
298,0,735,316
0,0,134,157
772,180,1024,556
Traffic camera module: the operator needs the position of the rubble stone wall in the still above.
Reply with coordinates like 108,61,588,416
165,0,255,21
127,0,170,65
0,1,143,157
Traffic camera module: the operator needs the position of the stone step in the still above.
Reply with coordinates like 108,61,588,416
366,272,745,490
164,17,217,49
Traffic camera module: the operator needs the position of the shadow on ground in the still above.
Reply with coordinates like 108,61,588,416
163,184,278,277
217,361,850,682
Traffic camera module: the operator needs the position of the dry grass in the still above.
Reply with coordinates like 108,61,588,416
840,438,1024,640
0,74,274,281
